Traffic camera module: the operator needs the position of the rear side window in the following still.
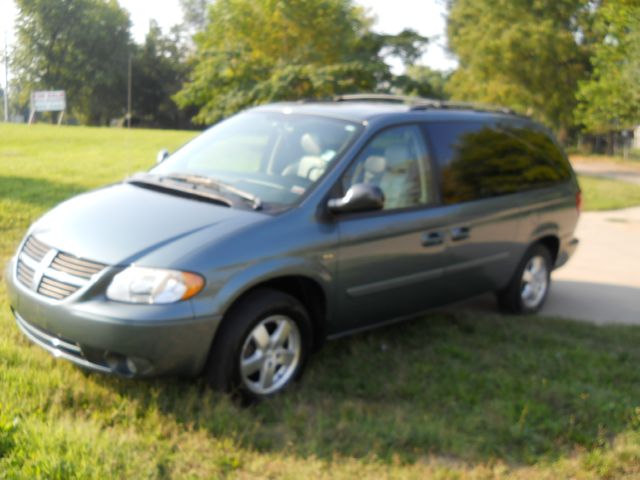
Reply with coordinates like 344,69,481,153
426,120,571,205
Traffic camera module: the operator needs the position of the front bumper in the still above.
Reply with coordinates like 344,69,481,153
6,257,222,378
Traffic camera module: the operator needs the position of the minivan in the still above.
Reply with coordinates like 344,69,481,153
6,95,580,400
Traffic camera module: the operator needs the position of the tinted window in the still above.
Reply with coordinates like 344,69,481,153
341,125,435,210
427,121,571,205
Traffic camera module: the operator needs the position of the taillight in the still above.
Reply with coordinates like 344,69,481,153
576,190,582,214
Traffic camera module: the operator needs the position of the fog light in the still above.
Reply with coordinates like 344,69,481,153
104,352,152,376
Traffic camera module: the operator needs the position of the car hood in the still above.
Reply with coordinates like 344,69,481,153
29,183,266,265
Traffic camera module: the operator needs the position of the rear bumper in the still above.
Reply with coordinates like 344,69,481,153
555,236,579,270
6,257,221,378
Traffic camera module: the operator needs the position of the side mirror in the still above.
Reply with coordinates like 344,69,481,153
156,149,170,164
327,183,385,214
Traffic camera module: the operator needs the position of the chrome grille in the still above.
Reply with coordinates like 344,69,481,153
23,235,49,262
50,252,106,279
16,235,107,301
38,276,81,300
16,259,35,288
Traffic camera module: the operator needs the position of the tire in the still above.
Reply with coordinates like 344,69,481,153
204,288,312,401
497,244,552,314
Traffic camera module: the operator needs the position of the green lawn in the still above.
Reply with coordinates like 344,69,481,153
1,124,640,478
579,175,640,211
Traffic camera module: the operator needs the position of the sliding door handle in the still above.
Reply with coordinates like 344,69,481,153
451,226,470,241
421,232,444,247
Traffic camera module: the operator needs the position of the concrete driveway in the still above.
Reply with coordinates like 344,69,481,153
449,206,640,325
572,162,640,185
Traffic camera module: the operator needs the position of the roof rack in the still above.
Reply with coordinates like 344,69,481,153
334,93,423,104
333,93,520,116
410,100,518,116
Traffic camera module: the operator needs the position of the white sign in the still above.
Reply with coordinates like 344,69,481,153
31,90,66,112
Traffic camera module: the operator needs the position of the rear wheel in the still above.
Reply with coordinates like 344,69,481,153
204,288,312,401
497,244,552,314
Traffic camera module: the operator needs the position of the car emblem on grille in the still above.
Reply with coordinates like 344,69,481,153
16,236,107,300
31,249,58,290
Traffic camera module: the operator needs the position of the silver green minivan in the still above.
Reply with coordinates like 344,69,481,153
6,96,580,400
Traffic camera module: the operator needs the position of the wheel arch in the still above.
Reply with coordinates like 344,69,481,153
234,275,328,350
534,234,560,265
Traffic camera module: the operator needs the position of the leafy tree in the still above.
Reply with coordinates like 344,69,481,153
445,0,598,134
396,66,449,100
132,21,193,128
576,0,640,133
381,29,429,68
12,0,132,125
180,0,210,34
174,0,393,124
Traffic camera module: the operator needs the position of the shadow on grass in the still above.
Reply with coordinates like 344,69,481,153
91,311,640,466
0,176,86,208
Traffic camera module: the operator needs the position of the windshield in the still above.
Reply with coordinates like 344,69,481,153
151,111,362,210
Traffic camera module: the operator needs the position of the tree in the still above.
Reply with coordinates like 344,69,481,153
576,0,640,133
445,0,598,134
381,29,429,68
132,21,193,128
396,66,449,100
12,0,132,125
180,0,210,34
174,0,394,124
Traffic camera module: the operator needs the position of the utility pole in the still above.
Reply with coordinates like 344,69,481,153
3,31,8,122
127,54,132,128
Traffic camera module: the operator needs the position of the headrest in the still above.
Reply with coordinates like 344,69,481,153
384,144,410,166
364,155,386,174
300,133,322,155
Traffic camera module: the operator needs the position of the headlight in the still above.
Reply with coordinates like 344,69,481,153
106,266,204,304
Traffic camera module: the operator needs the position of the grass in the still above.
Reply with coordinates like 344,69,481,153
578,175,640,211
570,154,640,170
1,123,640,478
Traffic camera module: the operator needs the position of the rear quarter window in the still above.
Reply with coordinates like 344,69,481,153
426,120,571,205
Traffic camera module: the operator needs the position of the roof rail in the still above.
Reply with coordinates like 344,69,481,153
333,93,521,116
410,100,518,116
334,93,423,104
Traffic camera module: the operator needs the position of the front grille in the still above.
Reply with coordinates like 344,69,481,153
38,276,81,300
16,235,107,301
50,252,106,279
23,236,49,262
16,259,35,288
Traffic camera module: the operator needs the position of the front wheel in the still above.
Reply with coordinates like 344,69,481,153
204,288,312,401
497,244,552,314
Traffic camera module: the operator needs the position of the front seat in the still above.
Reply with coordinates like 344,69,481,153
378,144,420,209
282,133,328,181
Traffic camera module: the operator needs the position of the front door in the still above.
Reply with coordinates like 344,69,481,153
330,124,451,335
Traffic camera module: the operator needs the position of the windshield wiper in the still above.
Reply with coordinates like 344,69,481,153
125,172,233,207
165,173,263,210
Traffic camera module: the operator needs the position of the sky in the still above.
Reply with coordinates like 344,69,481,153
1,0,457,91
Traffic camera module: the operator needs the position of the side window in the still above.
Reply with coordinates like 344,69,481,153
497,124,572,184
341,125,434,210
427,121,492,204
427,121,570,205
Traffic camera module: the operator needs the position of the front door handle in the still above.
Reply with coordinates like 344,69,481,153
422,231,444,247
451,226,470,241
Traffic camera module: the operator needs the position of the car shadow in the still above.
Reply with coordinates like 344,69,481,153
0,175,86,209
449,279,640,326
89,307,640,467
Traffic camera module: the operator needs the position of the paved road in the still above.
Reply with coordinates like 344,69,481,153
448,206,640,325
572,161,640,185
